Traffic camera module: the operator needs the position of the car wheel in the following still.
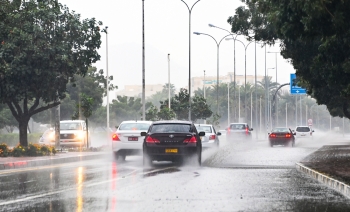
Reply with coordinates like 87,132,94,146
114,152,126,162
197,152,202,166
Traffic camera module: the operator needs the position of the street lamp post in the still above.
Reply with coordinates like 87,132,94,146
179,0,201,121
203,70,206,124
208,24,240,122
228,81,230,126
226,38,254,123
286,102,288,127
168,53,171,109
267,67,275,129
267,51,280,126
193,32,232,114
142,0,145,120
102,26,110,142
238,85,241,121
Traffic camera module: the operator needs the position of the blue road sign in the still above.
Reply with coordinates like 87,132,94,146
290,73,306,94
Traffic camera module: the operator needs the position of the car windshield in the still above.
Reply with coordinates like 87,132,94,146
119,123,151,131
272,128,290,133
150,124,191,133
296,127,310,132
230,124,246,130
60,123,82,130
195,126,212,133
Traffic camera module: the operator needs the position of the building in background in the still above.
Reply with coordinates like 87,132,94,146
115,84,164,98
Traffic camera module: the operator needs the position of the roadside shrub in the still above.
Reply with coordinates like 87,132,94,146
12,145,26,157
0,143,9,157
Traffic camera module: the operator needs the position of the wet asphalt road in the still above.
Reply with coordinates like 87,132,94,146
1,132,350,212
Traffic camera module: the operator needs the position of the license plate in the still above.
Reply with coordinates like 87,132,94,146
128,137,138,141
165,149,178,153
277,135,284,138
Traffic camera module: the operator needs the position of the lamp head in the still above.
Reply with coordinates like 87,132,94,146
193,32,201,35
208,24,215,28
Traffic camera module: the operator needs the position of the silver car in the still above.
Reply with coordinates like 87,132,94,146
226,123,253,141
195,124,221,149
112,120,152,161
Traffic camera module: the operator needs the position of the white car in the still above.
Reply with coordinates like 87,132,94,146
39,128,55,145
294,126,314,139
112,120,152,161
59,120,90,148
194,124,221,149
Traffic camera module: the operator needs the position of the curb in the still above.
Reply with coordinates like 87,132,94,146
0,152,106,170
296,162,350,198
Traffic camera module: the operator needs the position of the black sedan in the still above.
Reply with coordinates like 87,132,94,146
268,127,295,147
141,120,205,166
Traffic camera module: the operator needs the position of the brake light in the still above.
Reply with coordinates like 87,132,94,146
112,134,120,141
245,128,249,134
184,136,197,143
285,134,291,138
209,135,216,140
146,136,160,143
269,133,276,138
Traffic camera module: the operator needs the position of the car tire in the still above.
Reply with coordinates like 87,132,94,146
114,152,126,162
197,152,202,166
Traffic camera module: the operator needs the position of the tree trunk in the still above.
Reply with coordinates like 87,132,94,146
19,118,30,146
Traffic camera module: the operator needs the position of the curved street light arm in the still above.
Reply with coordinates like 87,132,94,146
193,32,219,46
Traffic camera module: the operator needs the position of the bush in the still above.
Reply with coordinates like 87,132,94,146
0,143,9,157
0,143,56,157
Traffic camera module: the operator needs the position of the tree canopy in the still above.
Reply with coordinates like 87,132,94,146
0,0,103,145
227,0,350,119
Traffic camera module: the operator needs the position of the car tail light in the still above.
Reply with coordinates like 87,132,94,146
112,134,120,141
285,134,291,138
269,133,276,138
146,136,160,143
245,128,249,134
184,136,197,143
209,135,216,140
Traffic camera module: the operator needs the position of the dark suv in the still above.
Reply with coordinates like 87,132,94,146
141,120,205,166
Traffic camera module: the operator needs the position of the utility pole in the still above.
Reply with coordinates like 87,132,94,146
168,53,171,109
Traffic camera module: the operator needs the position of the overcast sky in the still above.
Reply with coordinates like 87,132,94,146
58,0,295,97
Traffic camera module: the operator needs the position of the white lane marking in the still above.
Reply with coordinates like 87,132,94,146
0,166,176,206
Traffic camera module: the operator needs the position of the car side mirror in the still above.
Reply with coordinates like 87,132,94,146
312,130,315,132
268,133,270,135
217,132,222,136
250,128,253,131
141,132,147,136
199,131,205,136
293,132,296,135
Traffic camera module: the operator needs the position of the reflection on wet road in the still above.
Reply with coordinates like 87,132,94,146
1,132,350,211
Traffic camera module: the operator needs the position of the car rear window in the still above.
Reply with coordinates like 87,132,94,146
150,124,191,133
272,128,290,133
230,124,246,130
195,126,212,133
296,127,310,132
119,123,150,131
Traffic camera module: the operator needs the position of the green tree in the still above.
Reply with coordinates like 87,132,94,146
72,93,93,148
227,0,350,119
0,0,102,146
191,95,213,122
145,104,159,121
0,104,17,133
172,88,190,120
